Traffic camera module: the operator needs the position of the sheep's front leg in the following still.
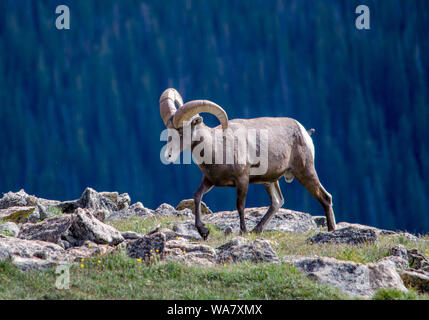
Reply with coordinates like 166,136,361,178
194,176,214,240
252,181,284,234
236,177,249,235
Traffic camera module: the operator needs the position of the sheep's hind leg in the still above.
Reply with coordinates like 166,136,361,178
252,180,284,234
293,166,336,231
236,177,249,235
194,176,214,240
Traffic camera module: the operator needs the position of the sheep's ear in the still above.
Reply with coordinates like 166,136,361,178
191,116,203,126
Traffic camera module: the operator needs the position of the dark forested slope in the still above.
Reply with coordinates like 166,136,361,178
0,0,428,233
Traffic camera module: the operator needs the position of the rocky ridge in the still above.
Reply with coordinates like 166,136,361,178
0,188,428,298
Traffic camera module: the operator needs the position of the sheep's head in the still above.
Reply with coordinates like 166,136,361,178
159,88,228,162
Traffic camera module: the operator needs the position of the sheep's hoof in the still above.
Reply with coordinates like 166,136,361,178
251,226,263,234
198,226,210,240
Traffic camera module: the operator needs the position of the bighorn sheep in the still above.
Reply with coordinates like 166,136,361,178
160,88,336,239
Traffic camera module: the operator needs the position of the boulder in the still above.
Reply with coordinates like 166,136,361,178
377,256,409,272
400,270,429,293
99,191,131,210
11,256,58,272
306,226,378,245
0,222,20,237
172,221,202,240
336,222,395,235
69,208,124,245
205,207,316,234
126,232,166,260
0,235,114,271
155,203,193,218
65,241,114,262
0,189,59,210
389,244,408,261
0,206,36,223
283,255,408,298
59,187,130,214
336,222,417,241
407,248,429,270
121,231,145,240
0,235,68,264
216,237,279,264
164,237,216,267
106,202,154,221
18,215,73,244
176,199,212,215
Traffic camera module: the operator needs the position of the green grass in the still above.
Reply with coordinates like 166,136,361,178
108,216,429,265
1,215,428,300
372,288,428,300
0,250,346,300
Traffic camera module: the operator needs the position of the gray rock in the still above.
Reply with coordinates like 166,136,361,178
69,208,124,245
0,235,68,264
121,231,145,240
99,191,131,210
216,237,279,264
92,209,108,222
37,204,50,221
0,206,36,223
306,226,378,245
65,241,114,262
59,239,72,249
0,234,114,271
0,222,20,237
378,256,409,271
336,222,417,240
172,221,202,240
0,189,59,210
27,206,41,223
79,187,118,212
126,232,166,260
0,190,28,209
407,248,429,270
400,270,429,293
283,255,408,298
389,244,408,261
18,215,73,244
106,202,154,221
164,237,216,266
11,256,58,271
176,199,213,215
59,187,130,214
313,216,327,228
155,203,193,218
158,228,179,241
205,207,316,234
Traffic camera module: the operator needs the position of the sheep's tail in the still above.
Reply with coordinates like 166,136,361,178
296,122,315,160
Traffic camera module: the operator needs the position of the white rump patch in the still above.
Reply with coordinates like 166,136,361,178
297,122,315,160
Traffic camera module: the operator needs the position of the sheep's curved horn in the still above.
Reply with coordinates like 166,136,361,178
159,88,183,126
172,100,228,129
